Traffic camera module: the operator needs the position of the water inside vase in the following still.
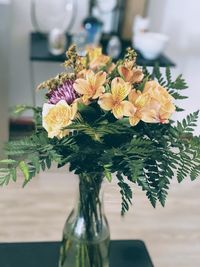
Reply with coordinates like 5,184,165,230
59,234,110,267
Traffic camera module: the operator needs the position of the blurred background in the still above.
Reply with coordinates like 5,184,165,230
0,1,200,267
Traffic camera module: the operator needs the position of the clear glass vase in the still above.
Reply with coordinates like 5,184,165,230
59,173,110,267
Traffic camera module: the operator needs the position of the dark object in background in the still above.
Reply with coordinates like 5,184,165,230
0,240,154,267
89,0,126,37
30,32,175,67
82,16,103,45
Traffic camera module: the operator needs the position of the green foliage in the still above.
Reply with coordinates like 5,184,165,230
0,132,62,186
169,111,200,183
66,116,131,143
117,172,133,215
144,64,188,111
0,159,17,185
1,63,200,216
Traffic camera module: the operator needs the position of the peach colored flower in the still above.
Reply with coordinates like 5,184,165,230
42,100,77,139
76,69,87,79
74,70,107,104
141,81,175,124
128,89,150,126
128,81,175,125
118,61,144,84
98,77,136,119
87,47,110,69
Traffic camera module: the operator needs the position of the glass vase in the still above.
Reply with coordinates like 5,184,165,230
59,173,110,267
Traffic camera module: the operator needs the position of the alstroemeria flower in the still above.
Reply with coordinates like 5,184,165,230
128,89,150,126
74,70,107,104
42,100,77,139
98,77,136,119
118,60,144,84
128,81,175,126
140,81,175,124
87,47,110,70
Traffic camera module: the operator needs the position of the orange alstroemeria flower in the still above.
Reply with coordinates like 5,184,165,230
128,89,150,126
140,81,175,124
128,81,175,125
98,77,136,119
118,60,144,84
87,47,110,70
74,70,107,103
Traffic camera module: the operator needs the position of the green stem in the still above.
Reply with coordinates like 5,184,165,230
59,172,109,267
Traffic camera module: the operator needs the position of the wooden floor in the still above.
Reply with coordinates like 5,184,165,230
0,166,200,267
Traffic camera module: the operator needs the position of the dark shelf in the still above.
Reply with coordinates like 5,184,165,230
0,240,154,267
30,32,175,67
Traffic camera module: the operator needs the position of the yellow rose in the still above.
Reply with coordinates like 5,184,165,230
42,100,77,139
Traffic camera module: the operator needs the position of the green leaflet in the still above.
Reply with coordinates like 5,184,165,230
19,161,30,181
0,159,17,164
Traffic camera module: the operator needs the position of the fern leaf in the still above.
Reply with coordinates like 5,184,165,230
117,172,133,215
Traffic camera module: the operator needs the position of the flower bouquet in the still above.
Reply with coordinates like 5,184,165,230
1,46,200,267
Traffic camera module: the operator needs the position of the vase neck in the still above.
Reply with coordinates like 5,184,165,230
76,172,103,213
72,173,105,239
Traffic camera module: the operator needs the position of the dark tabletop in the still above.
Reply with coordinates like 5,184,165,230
0,240,154,267
30,32,175,67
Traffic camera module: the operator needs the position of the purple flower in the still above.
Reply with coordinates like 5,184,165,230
47,80,78,105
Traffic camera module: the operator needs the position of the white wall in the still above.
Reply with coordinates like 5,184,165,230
9,0,89,109
0,1,10,156
148,0,200,134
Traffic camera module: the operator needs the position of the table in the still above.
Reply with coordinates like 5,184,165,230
0,240,154,267
30,32,175,67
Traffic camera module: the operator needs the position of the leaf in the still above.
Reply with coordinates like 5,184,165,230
103,164,112,182
30,156,40,173
19,161,30,181
10,168,17,182
117,172,133,215
0,159,17,165
45,157,52,169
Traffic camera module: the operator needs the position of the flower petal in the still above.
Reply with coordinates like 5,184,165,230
88,47,110,69
98,93,114,111
74,78,89,95
128,89,141,104
42,103,55,119
111,77,131,102
42,100,74,139
94,71,107,88
118,66,133,82
143,80,159,94
121,101,136,117
129,116,140,126
135,93,150,108
70,102,78,119
112,103,124,119
93,86,105,99
141,109,159,123
131,68,144,83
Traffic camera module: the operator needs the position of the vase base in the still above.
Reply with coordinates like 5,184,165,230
59,235,110,267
